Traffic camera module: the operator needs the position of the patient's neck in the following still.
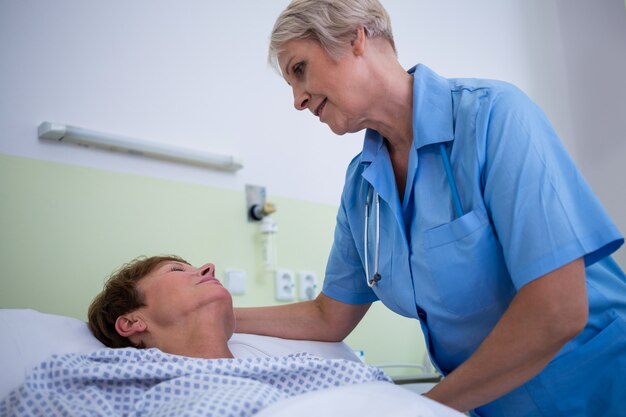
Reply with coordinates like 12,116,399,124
168,334,233,359
149,309,235,359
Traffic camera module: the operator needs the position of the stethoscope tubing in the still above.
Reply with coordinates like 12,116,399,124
364,188,380,287
364,143,463,287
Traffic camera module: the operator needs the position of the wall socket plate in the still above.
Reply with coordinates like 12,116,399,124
224,268,246,295
275,269,295,301
298,271,317,300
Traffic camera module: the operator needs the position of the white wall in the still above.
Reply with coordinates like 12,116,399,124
554,0,626,266
1,0,624,260
0,0,354,205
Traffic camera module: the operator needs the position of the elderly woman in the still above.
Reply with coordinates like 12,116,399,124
23,257,413,417
236,1,626,416
88,255,235,359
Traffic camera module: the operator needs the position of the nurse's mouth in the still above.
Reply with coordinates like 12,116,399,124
315,98,327,118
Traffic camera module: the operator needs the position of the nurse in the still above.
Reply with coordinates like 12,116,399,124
236,0,626,415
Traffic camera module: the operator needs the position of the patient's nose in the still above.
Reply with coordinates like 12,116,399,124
199,263,215,277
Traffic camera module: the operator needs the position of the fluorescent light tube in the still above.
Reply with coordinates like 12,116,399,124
37,121,243,172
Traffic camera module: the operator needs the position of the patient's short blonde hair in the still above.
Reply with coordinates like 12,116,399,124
87,255,189,348
268,0,395,70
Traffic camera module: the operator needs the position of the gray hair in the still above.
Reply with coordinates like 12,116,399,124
268,0,395,71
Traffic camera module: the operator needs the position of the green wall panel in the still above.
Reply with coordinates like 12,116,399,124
0,154,426,373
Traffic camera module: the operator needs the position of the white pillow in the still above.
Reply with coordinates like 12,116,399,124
228,333,359,361
0,309,359,401
0,309,105,401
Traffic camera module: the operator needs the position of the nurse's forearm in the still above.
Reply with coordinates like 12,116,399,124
424,258,587,412
234,294,370,342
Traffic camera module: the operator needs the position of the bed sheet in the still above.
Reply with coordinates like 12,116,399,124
256,381,464,417
0,348,392,417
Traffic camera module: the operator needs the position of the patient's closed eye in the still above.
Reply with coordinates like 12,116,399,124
168,264,186,272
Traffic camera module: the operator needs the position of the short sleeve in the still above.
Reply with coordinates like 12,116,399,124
322,177,379,304
481,86,623,289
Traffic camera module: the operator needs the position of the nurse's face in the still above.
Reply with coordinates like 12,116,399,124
136,260,232,327
278,37,369,135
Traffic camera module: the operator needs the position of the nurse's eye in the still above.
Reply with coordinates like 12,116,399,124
292,62,305,77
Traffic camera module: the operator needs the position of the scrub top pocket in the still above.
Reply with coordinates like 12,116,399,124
423,208,512,315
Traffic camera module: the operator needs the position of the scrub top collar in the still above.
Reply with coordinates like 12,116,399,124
361,64,455,164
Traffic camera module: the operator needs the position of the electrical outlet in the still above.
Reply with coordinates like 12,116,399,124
275,269,295,301
298,271,317,300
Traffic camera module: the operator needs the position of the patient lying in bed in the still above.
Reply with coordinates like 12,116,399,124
0,255,392,417
1,255,463,417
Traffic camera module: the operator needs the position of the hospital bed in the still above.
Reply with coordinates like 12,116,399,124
0,309,462,417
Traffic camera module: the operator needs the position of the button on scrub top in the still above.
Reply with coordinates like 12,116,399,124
322,64,626,417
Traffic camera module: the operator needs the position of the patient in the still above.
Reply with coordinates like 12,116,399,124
88,255,235,359
4,256,459,417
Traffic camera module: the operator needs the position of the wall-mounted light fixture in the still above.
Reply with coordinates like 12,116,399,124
37,121,243,172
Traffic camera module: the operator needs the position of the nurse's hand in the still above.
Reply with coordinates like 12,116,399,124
424,257,587,412
234,293,371,342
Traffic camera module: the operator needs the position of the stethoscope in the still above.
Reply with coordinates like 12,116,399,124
364,143,464,287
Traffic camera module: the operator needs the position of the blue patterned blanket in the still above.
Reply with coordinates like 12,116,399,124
0,348,392,417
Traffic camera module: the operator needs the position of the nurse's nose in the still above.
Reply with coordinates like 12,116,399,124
198,263,215,277
293,86,310,111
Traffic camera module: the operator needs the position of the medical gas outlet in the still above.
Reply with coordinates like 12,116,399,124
245,185,279,271
245,184,276,222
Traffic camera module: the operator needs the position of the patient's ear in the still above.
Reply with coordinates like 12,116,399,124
115,314,147,338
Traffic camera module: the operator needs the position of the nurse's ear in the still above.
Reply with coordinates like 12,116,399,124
351,26,367,56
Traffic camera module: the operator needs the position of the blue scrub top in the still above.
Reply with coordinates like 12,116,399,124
322,64,626,416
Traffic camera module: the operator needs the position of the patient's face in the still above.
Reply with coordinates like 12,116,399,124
136,260,232,327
